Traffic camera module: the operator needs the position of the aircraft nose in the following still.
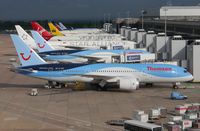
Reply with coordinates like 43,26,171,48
188,74,194,81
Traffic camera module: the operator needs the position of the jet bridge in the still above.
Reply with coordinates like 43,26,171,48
111,53,155,63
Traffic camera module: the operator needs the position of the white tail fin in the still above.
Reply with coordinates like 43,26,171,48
15,25,37,49
10,35,46,66
59,22,67,30
31,31,55,53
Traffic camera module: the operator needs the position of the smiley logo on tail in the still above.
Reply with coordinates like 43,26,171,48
37,42,45,48
20,50,33,61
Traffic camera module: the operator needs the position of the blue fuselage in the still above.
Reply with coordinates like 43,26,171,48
17,63,193,83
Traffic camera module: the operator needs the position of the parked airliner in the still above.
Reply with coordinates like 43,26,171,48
31,22,125,42
31,31,153,63
58,22,69,30
10,35,193,90
48,22,99,35
17,24,136,50
16,25,125,50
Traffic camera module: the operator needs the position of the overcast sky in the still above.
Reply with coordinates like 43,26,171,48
0,0,199,21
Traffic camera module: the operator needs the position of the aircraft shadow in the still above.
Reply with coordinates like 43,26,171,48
0,83,44,88
3,53,16,56
37,89,74,96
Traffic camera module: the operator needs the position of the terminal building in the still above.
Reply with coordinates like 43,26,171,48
113,6,200,37
108,25,200,82
110,5,200,82
160,6,200,21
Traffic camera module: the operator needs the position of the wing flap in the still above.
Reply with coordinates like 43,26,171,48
70,55,102,60
79,74,119,82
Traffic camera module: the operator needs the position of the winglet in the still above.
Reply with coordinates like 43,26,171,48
31,31,55,53
48,22,64,36
31,21,53,41
10,34,46,66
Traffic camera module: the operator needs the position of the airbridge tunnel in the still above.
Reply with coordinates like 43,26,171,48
111,16,200,82
113,18,200,39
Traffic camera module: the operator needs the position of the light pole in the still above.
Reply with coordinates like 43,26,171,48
117,12,121,34
141,10,144,29
127,11,130,27
164,7,168,50
108,13,111,23
103,13,106,23
141,10,146,29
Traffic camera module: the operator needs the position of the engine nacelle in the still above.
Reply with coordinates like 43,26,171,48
118,78,139,90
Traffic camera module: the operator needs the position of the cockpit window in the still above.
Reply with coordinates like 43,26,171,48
184,70,187,73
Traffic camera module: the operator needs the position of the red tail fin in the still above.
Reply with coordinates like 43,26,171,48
31,22,53,41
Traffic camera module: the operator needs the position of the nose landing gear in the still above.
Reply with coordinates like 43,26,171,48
172,82,181,89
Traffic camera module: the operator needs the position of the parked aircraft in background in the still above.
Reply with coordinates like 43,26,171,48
58,22,67,30
58,22,69,30
48,22,64,36
15,25,68,50
31,31,154,63
31,22,53,41
31,21,124,41
18,25,136,50
48,22,102,35
15,25,37,49
10,35,193,90
54,23,62,31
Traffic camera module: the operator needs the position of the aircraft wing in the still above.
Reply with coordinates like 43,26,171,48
81,74,112,78
70,55,102,61
79,74,139,90
57,60,77,64
62,72,116,81
61,45,87,50
79,74,120,83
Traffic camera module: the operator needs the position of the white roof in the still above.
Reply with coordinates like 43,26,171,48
125,120,161,129
161,6,200,9
160,6,200,17
173,35,182,39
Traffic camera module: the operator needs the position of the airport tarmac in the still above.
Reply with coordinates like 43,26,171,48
0,34,199,131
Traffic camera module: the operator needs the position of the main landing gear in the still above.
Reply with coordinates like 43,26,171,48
97,80,108,91
44,81,66,89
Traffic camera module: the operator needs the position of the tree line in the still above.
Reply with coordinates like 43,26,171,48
0,20,103,31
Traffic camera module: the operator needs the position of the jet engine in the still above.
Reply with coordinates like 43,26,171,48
118,78,139,90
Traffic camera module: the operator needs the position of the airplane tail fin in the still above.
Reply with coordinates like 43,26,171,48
15,25,37,49
31,21,53,41
10,35,46,66
48,22,64,36
58,22,67,30
31,31,55,53
55,24,62,31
